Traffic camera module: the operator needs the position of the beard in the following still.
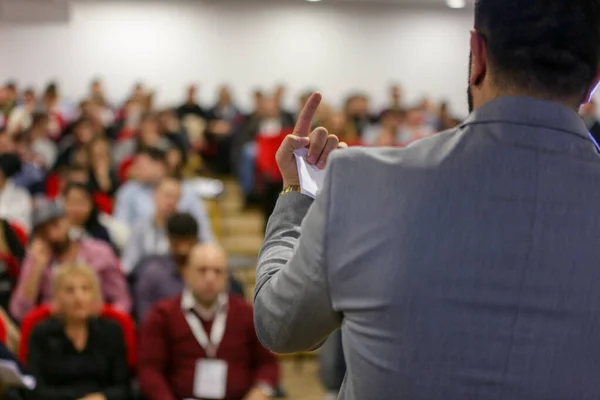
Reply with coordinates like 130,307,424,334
468,51,474,113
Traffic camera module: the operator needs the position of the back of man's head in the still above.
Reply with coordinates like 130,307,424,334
475,0,600,102
167,212,199,239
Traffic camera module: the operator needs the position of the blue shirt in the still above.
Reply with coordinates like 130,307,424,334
113,181,214,243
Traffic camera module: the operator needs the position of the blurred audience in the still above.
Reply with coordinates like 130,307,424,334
113,147,213,241
6,88,36,137
1,82,17,120
55,117,95,170
10,200,131,321
121,176,182,275
176,84,206,121
0,152,32,233
138,243,278,400
0,219,26,311
26,263,130,400
134,212,244,322
63,183,114,249
113,112,169,168
25,113,58,170
397,107,435,147
86,135,118,197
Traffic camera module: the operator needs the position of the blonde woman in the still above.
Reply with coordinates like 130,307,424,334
26,264,130,400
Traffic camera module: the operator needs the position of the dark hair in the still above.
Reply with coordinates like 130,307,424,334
5,81,16,91
475,0,600,101
45,82,58,97
136,146,167,164
64,182,100,226
166,212,198,239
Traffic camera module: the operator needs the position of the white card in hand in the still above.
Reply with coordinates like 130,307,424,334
193,359,228,399
294,148,326,199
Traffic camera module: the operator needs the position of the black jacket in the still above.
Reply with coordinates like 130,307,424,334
26,317,130,400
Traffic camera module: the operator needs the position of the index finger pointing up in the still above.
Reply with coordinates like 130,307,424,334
293,92,322,138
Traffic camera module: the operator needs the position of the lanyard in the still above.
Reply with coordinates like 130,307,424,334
184,306,228,358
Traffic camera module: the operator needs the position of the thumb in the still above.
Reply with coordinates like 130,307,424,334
279,135,310,157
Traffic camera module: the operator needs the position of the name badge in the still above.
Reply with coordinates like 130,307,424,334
193,359,228,399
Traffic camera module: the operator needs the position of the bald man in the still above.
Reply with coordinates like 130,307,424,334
138,243,279,400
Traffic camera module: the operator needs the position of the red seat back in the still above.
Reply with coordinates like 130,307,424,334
19,305,137,369
255,128,292,182
0,316,7,344
118,157,135,183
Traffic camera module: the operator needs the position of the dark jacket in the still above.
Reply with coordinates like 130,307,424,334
26,317,130,400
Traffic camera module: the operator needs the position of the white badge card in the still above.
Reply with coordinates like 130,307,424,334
193,359,228,399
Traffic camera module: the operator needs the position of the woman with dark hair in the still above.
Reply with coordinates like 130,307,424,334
87,136,119,196
63,183,114,249
54,117,95,170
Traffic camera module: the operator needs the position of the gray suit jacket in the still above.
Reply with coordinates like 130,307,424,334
255,96,600,400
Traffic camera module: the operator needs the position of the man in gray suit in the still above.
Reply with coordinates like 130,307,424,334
255,1,600,399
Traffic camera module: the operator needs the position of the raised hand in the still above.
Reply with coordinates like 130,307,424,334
276,92,347,188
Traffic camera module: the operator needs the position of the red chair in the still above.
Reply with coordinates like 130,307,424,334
118,157,135,183
0,316,7,345
19,305,137,369
93,192,114,215
255,128,292,182
45,172,61,200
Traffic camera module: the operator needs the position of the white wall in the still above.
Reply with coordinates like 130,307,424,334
0,0,474,115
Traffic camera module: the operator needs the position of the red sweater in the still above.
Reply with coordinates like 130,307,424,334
138,294,279,400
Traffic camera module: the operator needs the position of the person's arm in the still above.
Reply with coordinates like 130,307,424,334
100,248,132,314
27,326,89,400
137,306,177,400
181,189,214,243
254,183,341,354
99,323,131,400
134,265,157,324
9,241,50,321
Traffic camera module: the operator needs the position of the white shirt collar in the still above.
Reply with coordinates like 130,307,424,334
181,290,228,321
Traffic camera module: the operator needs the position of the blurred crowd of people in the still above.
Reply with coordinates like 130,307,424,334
0,78,464,400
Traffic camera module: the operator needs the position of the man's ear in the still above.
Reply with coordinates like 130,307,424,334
470,30,488,87
583,67,600,104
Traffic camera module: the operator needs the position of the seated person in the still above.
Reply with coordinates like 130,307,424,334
113,147,213,242
0,218,26,311
112,112,170,168
26,263,130,400
0,152,32,233
64,183,115,250
54,117,95,170
9,200,131,321
138,243,278,400
121,176,182,275
86,136,119,197
134,213,244,322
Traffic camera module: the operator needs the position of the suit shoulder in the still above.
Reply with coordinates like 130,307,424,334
330,129,464,172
